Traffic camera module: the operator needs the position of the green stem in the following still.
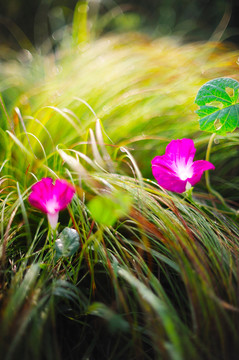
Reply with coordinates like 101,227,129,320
205,133,216,190
50,227,58,247
184,185,194,203
205,133,236,216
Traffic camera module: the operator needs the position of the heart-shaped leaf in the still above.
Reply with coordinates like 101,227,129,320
195,77,239,134
55,227,80,260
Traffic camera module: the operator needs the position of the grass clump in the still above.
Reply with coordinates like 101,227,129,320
1,12,239,360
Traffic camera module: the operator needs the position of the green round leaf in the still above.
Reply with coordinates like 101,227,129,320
55,227,80,259
195,77,239,134
88,191,132,227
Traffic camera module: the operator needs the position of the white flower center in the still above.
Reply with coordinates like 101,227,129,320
45,197,59,214
177,165,193,181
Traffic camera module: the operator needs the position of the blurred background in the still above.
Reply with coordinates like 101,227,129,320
1,0,239,48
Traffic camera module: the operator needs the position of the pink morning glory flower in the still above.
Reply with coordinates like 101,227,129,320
29,178,75,229
151,138,215,193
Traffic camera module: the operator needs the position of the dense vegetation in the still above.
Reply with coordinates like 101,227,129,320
1,4,239,359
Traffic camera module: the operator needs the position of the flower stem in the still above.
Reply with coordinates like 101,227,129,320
184,185,194,203
205,133,236,216
205,133,216,190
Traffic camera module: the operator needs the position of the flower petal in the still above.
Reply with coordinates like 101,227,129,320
165,138,196,167
53,179,75,212
30,178,54,201
47,212,59,229
29,178,55,212
151,154,175,168
29,192,48,213
188,160,215,186
29,178,75,214
152,157,187,193
151,139,215,193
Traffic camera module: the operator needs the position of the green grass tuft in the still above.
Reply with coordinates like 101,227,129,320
1,26,239,360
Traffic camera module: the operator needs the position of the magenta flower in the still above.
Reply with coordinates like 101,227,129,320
151,138,215,193
29,178,75,229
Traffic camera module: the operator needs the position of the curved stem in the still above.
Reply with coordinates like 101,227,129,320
205,133,216,191
205,134,236,216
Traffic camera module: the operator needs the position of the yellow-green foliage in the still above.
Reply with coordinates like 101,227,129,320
1,34,239,143
1,33,238,185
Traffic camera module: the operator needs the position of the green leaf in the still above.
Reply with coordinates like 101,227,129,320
195,77,239,134
55,227,80,260
88,191,132,227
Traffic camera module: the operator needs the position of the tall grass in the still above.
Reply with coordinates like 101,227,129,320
1,10,239,360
